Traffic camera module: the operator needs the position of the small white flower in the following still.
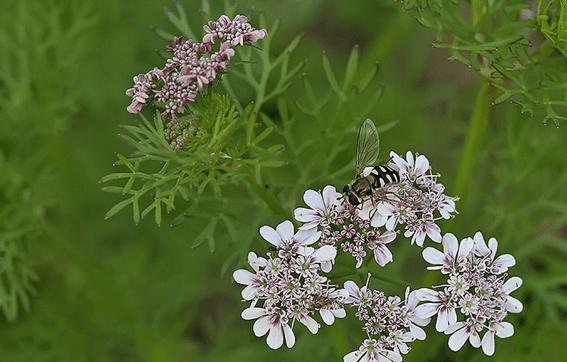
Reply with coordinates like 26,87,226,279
481,321,514,356
390,151,430,181
444,320,482,352
422,233,474,274
501,276,523,313
232,252,267,300
472,232,516,274
367,230,397,267
343,280,373,307
259,220,320,250
404,288,430,341
319,307,347,325
294,185,342,230
414,288,457,332
404,216,442,246
241,307,295,349
344,338,402,362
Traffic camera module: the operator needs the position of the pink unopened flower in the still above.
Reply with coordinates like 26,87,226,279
125,15,267,118
203,14,267,46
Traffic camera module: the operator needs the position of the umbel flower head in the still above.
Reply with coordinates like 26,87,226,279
415,232,522,356
233,221,346,349
343,279,429,361
294,151,457,269
125,14,266,119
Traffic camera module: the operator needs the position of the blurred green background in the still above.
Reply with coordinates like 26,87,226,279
0,0,566,361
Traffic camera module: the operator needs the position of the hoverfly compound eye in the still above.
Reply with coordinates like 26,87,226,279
349,193,360,206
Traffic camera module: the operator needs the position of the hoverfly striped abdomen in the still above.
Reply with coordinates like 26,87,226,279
363,165,400,188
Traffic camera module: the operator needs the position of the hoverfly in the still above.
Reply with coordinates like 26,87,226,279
342,119,400,206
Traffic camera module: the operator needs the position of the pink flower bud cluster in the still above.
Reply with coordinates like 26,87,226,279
125,15,267,118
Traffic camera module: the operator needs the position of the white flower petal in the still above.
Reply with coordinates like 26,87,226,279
481,331,495,356
414,303,439,319
282,323,295,348
276,220,294,241
427,224,442,242
266,325,284,349
444,322,464,334
259,226,282,247
448,327,469,351
505,296,523,313
416,288,441,302
473,232,489,255
410,323,427,340
422,247,445,265
488,237,499,257
321,260,333,273
320,309,335,325
253,316,271,337
435,309,449,332
457,237,474,260
297,229,321,246
448,308,457,326
313,245,337,262
469,331,481,348
304,189,325,210
379,231,397,244
299,315,320,334
495,322,514,338
233,269,255,285
414,155,430,175
241,307,265,320
377,202,396,216
493,254,516,273
294,207,317,223
502,276,523,294
322,185,340,207
344,351,361,362
442,233,459,259
344,281,360,296
374,245,393,267
333,308,346,318
241,285,257,300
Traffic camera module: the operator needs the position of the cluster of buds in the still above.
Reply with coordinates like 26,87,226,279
342,280,429,361
164,117,198,151
294,151,457,269
415,232,522,356
233,221,347,349
126,15,267,118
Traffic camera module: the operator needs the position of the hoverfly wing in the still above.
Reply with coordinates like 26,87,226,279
355,118,380,176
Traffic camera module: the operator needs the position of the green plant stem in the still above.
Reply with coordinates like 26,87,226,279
452,81,492,206
425,81,491,290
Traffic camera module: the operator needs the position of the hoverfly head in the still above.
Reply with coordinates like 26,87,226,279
342,183,361,206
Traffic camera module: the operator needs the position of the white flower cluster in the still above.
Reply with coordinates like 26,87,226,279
232,151,521,360
233,221,346,349
342,280,429,362
415,232,522,356
294,151,456,269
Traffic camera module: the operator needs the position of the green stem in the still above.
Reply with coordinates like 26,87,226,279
426,81,491,288
452,81,492,203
